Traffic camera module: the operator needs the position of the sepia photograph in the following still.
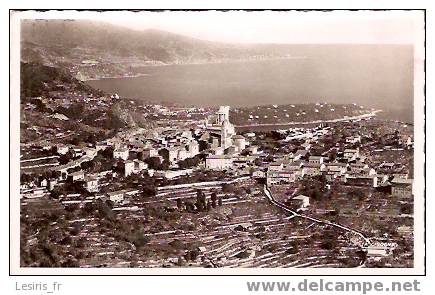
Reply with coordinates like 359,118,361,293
9,9,425,275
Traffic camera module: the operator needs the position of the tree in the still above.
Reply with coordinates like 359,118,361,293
186,249,199,261
160,160,170,170
286,245,299,254
158,148,170,163
235,250,250,259
100,147,114,159
21,173,38,184
196,190,207,211
196,201,204,212
105,200,114,209
196,190,202,202
34,98,47,112
285,240,300,254
185,201,195,213
198,140,208,152
50,187,64,199
142,186,156,198
310,188,322,201
320,230,338,250
113,159,125,175
50,170,61,179
95,199,115,221
211,192,217,208
400,203,413,215
58,151,74,164
132,235,148,249
137,151,146,161
85,134,97,145
80,160,95,171
145,157,162,170
70,137,81,146
176,198,183,210
178,155,201,169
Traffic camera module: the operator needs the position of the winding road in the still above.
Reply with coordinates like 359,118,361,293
263,185,372,246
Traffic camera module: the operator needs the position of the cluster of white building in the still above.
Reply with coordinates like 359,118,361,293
266,147,385,187
265,144,413,197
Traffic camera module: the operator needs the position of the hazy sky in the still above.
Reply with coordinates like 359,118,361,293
18,10,424,44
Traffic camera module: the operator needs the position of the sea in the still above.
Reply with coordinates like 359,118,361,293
86,45,414,123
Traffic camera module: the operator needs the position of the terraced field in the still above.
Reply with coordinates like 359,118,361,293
52,178,363,268
21,177,370,268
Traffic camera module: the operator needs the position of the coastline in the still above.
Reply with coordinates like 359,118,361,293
235,110,383,131
82,73,150,82
79,56,307,81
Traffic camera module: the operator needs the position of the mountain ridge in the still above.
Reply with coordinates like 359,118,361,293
21,19,300,80
22,20,411,80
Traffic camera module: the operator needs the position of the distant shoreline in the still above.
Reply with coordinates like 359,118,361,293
80,56,307,81
82,73,150,82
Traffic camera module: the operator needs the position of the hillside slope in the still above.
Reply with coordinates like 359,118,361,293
21,62,104,98
20,20,295,80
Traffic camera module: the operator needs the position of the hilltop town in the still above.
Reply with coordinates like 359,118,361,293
20,80,414,267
